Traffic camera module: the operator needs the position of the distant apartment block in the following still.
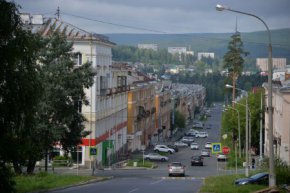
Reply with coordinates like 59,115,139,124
197,52,215,60
256,58,287,72
168,47,187,55
138,44,158,51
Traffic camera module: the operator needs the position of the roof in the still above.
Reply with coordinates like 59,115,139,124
39,18,115,46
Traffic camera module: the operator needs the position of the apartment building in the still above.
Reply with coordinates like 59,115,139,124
197,52,215,60
264,75,290,165
256,58,287,72
138,44,158,51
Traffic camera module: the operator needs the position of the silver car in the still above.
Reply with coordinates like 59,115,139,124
168,162,185,177
143,153,168,162
201,149,210,157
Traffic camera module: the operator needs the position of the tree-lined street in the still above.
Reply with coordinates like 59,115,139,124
50,105,225,193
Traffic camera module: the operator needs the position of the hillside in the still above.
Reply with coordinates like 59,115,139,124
106,28,290,59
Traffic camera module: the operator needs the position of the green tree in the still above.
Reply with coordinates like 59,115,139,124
223,32,248,102
0,0,43,191
35,31,96,171
174,110,186,129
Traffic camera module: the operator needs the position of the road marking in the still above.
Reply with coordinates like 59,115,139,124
160,176,205,180
128,188,138,193
150,179,163,184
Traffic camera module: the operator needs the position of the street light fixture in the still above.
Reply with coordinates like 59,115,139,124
226,84,249,177
226,106,241,158
217,4,275,186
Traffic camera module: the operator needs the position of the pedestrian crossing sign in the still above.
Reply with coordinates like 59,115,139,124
212,143,222,154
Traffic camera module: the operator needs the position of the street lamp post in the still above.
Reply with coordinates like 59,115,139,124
226,84,249,177
226,106,241,158
217,4,275,186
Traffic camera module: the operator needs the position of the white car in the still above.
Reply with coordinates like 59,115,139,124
217,154,227,161
201,149,210,157
168,162,185,177
190,142,199,150
196,132,208,138
174,141,189,147
143,153,168,162
154,145,175,154
181,136,194,144
205,142,212,149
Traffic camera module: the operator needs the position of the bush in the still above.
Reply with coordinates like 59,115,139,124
0,164,16,193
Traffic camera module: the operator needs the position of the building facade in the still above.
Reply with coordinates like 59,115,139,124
256,58,287,72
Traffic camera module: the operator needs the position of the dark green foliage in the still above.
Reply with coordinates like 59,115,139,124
0,163,16,193
174,110,186,129
112,45,194,65
37,31,96,156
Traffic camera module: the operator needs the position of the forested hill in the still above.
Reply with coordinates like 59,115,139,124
106,28,290,59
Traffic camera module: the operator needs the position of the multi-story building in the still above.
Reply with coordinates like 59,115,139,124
154,83,172,143
127,76,156,151
264,74,290,165
256,58,287,72
138,44,158,51
168,47,187,55
197,52,215,60
36,17,129,167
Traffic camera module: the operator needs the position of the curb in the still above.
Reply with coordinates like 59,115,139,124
28,176,114,193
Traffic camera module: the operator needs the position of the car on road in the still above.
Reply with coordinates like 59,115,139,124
154,145,175,154
205,142,212,149
167,144,179,152
201,149,210,157
191,155,203,166
235,172,269,185
190,142,199,150
174,141,188,147
181,136,194,144
143,153,168,162
217,153,227,161
168,162,185,177
195,132,208,138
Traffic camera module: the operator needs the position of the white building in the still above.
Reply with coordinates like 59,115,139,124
168,47,187,55
197,52,215,60
138,44,158,51
256,58,287,72
37,17,128,168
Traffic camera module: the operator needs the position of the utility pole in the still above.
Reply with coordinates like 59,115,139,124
259,92,263,164
56,6,60,20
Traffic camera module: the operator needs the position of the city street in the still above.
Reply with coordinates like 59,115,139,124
50,104,226,193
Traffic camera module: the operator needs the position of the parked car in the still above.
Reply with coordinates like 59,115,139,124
201,149,210,157
167,144,179,152
168,162,185,177
174,141,189,147
205,142,212,149
217,153,227,161
190,142,199,150
191,155,203,166
195,132,208,138
143,153,168,162
185,131,196,137
235,172,269,185
154,145,175,154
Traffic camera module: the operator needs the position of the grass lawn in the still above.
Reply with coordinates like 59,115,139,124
126,159,155,168
200,174,267,193
15,172,99,193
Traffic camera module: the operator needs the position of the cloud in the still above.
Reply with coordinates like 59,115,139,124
13,0,290,34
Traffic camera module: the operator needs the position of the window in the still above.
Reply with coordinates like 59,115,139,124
100,76,107,96
73,52,82,66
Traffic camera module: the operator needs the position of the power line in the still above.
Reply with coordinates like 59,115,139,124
61,12,168,34
59,12,290,48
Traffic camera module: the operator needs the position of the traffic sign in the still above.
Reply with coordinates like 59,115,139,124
89,147,98,156
211,143,222,154
222,146,230,155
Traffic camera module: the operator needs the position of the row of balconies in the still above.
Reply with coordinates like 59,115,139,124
100,86,130,96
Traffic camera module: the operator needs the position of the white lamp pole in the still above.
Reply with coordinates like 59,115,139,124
217,4,275,186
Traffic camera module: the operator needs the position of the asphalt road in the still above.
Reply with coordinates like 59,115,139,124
51,104,225,193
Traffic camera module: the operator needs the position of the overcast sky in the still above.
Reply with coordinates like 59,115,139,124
13,0,290,34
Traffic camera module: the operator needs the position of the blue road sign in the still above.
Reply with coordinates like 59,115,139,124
212,143,222,154
90,147,98,156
